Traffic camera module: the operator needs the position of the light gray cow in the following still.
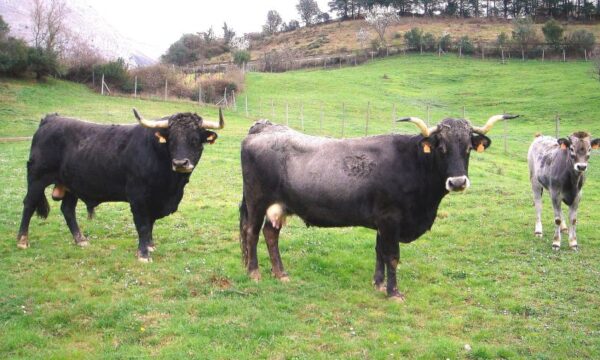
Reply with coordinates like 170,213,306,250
528,132,599,250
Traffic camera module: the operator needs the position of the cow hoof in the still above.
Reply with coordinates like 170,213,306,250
76,240,89,247
137,256,152,263
570,245,579,252
374,283,386,293
388,293,406,303
552,244,560,251
278,275,290,283
248,270,261,282
147,245,156,253
17,237,30,249
534,232,543,238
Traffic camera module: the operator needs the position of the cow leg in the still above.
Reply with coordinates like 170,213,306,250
60,192,88,246
373,232,386,292
380,228,403,301
550,192,563,250
130,203,154,262
147,219,156,252
263,219,288,281
532,182,543,237
243,214,264,281
568,196,580,251
17,178,51,249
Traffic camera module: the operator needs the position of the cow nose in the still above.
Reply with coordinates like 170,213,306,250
172,158,190,168
446,176,470,192
576,164,587,172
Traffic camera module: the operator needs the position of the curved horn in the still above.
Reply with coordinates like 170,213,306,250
472,114,519,134
199,108,225,130
397,117,439,137
132,108,169,129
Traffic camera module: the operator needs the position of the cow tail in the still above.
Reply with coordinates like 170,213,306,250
239,195,249,266
35,194,50,219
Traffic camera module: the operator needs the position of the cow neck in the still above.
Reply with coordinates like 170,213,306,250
558,150,584,192
407,135,447,200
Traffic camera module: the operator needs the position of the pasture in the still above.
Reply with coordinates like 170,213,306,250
1,55,600,359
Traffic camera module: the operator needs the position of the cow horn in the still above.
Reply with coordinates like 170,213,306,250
472,114,519,134
199,108,225,130
132,108,169,129
397,117,439,137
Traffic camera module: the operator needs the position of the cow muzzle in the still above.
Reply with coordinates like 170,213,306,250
172,158,194,173
446,176,470,192
574,163,588,173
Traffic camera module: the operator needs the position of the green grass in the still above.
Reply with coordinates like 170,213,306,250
1,55,600,359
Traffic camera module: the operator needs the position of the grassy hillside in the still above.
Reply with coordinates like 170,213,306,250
217,18,600,63
1,55,600,359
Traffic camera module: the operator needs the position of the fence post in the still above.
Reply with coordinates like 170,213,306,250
232,90,236,111
134,76,137,98
341,102,345,138
521,49,525,61
92,69,95,87
481,45,485,60
224,88,228,107
365,101,370,136
542,48,545,62
584,49,587,61
101,74,104,95
563,49,566,62
501,48,505,64
164,79,168,101
459,46,462,58
555,113,560,138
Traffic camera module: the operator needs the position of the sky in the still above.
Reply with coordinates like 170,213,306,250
85,0,332,58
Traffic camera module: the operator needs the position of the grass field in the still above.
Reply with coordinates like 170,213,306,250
1,55,600,359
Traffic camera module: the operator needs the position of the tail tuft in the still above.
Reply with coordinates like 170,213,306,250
35,195,50,219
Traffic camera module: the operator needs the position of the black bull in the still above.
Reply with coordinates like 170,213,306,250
240,114,518,301
17,109,224,262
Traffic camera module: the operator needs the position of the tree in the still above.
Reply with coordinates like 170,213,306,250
283,20,301,32
27,46,61,80
512,17,538,55
356,27,370,50
30,0,69,54
0,15,9,41
567,29,596,53
264,10,283,35
404,28,424,50
296,0,321,26
365,6,399,46
329,0,350,18
222,22,235,46
233,50,251,66
542,19,564,50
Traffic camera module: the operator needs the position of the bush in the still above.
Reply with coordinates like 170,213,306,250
496,32,510,48
567,29,595,52
457,36,475,54
404,28,423,50
95,58,129,89
439,34,452,51
0,37,29,77
27,47,62,80
422,32,436,51
542,19,564,50
233,50,251,66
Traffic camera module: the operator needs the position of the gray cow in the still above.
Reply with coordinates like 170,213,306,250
528,132,599,250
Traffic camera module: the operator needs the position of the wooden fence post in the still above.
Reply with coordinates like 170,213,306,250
101,74,104,95
563,49,566,62
134,76,137,98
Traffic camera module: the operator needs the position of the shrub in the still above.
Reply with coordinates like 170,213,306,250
567,29,595,52
542,19,564,50
27,47,62,80
95,58,129,89
0,37,29,77
233,50,251,66
457,36,475,54
422,32,436,51
439,34,452,51
404,28,423,50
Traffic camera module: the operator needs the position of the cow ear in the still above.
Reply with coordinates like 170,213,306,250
472,134,491,153
592,138,600,150
202,131,218,144
558,138,571,150
154,131,168,144
419,138,434,154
